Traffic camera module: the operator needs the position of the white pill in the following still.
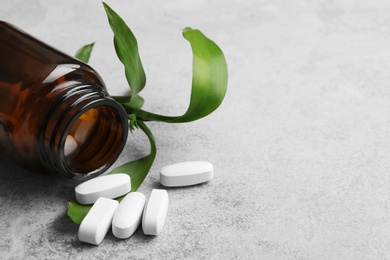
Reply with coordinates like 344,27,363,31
78,197,118,245
112,192,146,239
64,135,78,157
75,174,131,205
160,161,214,187
73,116,96,144
142,189,169,235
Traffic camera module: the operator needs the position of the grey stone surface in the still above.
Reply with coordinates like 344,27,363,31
1,0,390,259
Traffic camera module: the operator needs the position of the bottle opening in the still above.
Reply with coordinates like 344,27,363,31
61,104,127,178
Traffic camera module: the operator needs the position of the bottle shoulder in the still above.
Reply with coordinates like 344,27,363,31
41,62,106,90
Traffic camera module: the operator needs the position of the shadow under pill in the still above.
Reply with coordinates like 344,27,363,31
103,224,156,245
50,212,79,237
150,180,211,191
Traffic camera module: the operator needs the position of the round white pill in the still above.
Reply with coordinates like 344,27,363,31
142,189,169,236
112,192,146,239
64,135,78,157
78,197,118,245
75,173,131,205
160,161,214,187
73,116,96,144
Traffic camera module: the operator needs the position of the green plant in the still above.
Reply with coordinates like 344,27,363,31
67,2,228,224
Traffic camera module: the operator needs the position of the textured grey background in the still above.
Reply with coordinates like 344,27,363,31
1,0,390,259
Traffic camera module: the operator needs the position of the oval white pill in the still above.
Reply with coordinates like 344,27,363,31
75,174,131,205
78,197,118,245
160,161,214,187
64,135,78,157
73,116,96,144
112,192,146,239
142,189,169,236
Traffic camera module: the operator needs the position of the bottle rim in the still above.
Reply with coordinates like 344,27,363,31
37,84,129,180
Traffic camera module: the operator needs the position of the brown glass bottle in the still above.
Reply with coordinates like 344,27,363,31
0,21,128,180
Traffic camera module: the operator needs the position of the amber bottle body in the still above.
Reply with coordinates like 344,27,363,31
0,21,128,179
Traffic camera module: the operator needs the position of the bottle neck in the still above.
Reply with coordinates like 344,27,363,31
37,84,128,180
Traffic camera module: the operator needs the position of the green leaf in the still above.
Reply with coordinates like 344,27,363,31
112,95,131,104
128,27,228,123
67,201,91,224
127,94,145,109
110,120,156,191
66,120,156,224
75,42,95,63
103,2,146,99
113,94,144,109
128,113,138,132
